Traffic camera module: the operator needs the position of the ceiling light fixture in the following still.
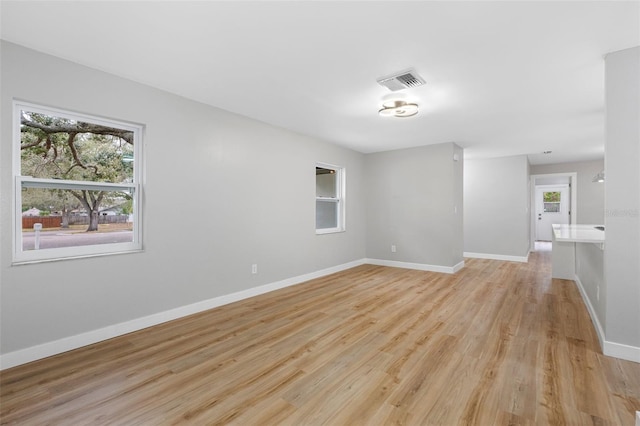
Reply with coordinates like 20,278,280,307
592,171,605,183
378,100,419,118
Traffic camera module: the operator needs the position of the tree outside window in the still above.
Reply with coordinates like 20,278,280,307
14,102,143,263
543,191,561,213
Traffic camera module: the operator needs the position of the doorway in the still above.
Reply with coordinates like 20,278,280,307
529,173,577,250
535,184,570,241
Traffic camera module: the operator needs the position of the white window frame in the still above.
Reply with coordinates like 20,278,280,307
13,101,144,264
315,162,345,234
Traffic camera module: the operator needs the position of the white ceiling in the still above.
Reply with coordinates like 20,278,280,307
1,1,639,164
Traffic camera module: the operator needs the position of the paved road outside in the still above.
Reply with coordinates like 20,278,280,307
22,229,133,251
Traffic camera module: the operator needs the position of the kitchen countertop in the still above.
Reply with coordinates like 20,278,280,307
552,224,605,244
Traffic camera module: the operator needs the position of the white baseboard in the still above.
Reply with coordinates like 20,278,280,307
604,341,640,363
573,275,606,351
636,411,640,426
0,259,367,370
463,251,529,263
452,260,465,273
574,275,640,363
365,258,463,274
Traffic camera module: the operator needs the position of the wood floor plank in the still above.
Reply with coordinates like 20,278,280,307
1,250,639,425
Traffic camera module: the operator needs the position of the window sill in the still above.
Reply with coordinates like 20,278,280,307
12,248,144,266
316,228,345,235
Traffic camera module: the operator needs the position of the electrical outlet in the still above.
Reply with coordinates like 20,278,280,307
251,264,258,274
391,245,397,253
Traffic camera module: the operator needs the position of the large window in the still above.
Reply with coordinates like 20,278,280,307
13,102,143,263
316,163,345,234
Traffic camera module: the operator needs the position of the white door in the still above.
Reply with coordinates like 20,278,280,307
535,185,570,241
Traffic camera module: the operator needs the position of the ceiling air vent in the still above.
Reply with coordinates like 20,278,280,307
377,69,426,92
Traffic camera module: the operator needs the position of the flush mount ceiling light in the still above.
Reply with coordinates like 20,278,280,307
378,100,419,118
592,171,605,183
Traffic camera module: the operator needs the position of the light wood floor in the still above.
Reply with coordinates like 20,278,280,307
2,250,639,425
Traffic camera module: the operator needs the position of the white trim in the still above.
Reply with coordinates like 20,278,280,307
13,100,144,264
0,259,366,370
573,274,605,350
604,341,640,363
452,260,465,273
574,274,640,363
365,258,462,274
20,177,136,192
315,227,345,235
463,251,530,263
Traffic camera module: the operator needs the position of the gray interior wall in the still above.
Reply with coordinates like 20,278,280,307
530,159,605,225
364,143,463,267
0,42,367,355
603,47,640,349
464,155,530,257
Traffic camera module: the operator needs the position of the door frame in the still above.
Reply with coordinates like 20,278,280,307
529,172,577,251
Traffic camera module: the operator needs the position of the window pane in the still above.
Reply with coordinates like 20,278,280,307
543,191,561,202
20,110,134,184
544,202,560,213
315,163,344,234
316,167,337,198
21,187,134,251
14,102,142,263
316,200,338,229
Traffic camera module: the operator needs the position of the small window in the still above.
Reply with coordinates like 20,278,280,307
543,191,561,213
316,163,345,234
13,101,143,263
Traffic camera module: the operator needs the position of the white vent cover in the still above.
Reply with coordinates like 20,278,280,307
377,69,426,91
